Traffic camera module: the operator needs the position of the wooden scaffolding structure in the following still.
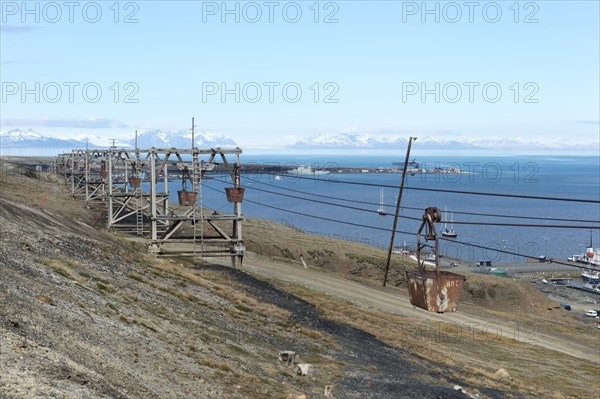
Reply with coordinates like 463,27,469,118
54,144,245,267
147,147,244,268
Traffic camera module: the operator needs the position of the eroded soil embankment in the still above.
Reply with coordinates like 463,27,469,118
198,265,507,399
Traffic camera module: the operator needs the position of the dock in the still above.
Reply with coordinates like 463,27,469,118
238,163,471,175
547,278,600,295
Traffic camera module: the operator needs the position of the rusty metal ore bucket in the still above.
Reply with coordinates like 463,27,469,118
225,187,245,203
407,207,466,313
406,269,466,313
177,190,197,206
129,177,142,188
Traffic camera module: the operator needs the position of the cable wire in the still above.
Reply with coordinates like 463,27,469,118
243,175,599,224
439,236,598,271
271,174,600,204
212,178,600,230
204,182,600,272
203,182,413,236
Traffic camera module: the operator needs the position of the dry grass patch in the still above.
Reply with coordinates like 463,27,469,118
270,281,599,399
127,272,146,283
119,291,140,303
40,258,74,279
159,265,294,321
96,282,116,294
35,294,55,306
199,358,233,373
240,217,415,284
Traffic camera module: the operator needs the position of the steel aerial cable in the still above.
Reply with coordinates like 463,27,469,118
203,183,599,272
242,175,598,224
211,178,600,230
220,178,600,230
202,182,415,236
446,220,599,229
211,177,418,219
439,236,599,272
269,174,600,204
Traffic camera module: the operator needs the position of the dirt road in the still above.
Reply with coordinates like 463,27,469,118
227,256,599,364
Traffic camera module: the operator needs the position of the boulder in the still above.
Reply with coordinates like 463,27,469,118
295,363,312,376
493,368,511,381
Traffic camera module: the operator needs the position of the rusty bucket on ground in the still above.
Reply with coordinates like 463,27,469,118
177,190,197,206
225,187,245,203
407,206,466,313
129,177,141,188
406,269,466,313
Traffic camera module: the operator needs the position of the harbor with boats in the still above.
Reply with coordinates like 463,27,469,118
536,277,600,328
238,160,473,177
433,254,600,327
440,239,600,327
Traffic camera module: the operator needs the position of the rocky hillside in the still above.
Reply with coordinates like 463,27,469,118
0,164,498,398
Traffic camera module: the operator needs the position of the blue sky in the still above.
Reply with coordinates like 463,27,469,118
1,0,599,150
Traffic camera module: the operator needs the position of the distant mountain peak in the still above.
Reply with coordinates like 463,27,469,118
290,133,598,151
0,128,91,156
1,128,44,141
292,133,475,150
0,127,238,156
130,129,237,148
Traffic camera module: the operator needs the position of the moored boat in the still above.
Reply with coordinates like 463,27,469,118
441,206,457,238
377,188,387,215
582,269,600,284
288,165,329,175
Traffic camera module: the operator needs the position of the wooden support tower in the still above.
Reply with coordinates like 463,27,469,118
105,147,161,234
54,131,244,266
147,146,244,268
83,149,108,207
67,150,87,199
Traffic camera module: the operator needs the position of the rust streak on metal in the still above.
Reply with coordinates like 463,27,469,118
177,190,198,206
407,207,466,313
225,187,245,203
406,270,466,313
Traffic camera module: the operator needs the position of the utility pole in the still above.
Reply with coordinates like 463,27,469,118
383,137,416,287
191,117,195,191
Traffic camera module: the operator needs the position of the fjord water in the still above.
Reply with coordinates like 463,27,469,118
179,155,600,263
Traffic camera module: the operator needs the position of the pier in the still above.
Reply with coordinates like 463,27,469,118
546,278,600,295
238,163,471,175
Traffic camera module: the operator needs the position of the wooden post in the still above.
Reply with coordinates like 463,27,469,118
84,149,89,205
383,137,416,287
191,117,196,192
233,152,243,268
107,150,113,227
70,151,75,197
150,148,158,247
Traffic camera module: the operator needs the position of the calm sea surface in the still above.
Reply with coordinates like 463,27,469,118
165,155,600,263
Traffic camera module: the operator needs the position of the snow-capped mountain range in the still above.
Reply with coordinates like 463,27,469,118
292,134,477,150
290,133,596,151
130,129,237,149
0,128,88,149
0,128,237,155
1,128,596,155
